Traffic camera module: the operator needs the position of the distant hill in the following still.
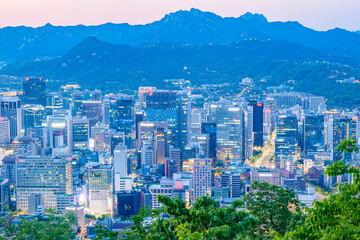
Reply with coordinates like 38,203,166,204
3,36,360,107
1,8,360,61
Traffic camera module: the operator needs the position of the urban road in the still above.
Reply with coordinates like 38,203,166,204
250,130,276,169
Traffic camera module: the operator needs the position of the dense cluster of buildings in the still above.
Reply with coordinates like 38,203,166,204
0,77,355,238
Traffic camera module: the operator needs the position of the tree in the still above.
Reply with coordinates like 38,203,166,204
0,211,77,240
244,181,305,239
96,195,257,240
279,138,360,239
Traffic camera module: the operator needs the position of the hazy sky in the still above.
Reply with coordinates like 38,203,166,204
0,0,359,31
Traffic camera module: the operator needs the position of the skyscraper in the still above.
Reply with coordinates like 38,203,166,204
249,100,263,148
0,97,22,140
23,77,46,106
109,95,134,149
303,114,324,153
145,90,177,146
192,157,211,202
114,145,128,192
82,101,103,130
45,92,63,115
23,104,45,133
333,118,353,162
0,117,10,145
275,114,299,171
67,116,89,152
86,163,113,216
176,90,191,151
212,104,243,161
201,123,217,159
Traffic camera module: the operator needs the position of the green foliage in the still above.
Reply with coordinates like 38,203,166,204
279,138,360,239
244,181,305,239
0,211,77,240
96,195,257,240
94,225,120,240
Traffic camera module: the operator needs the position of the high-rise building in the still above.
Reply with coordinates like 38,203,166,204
67,116,89,152
272,93,298,109
1,155,16,185
109,95,134,149
145,90,177,146
23,77,46,106
195,134,210,158
275,114,299,171
333,118,353,162
116,191,142,217
43,113,70,148
27,126,48,151
249,100,263,148
169,145,181,172
154,127,166,165
190,109,202,141
0,97,22,140
23,104,45,133
201,123,217,159
165,158,177,178
243,106,253,161
45,92,63,115
114,145,128,192
16,156,73,213
141,140,154,167
138,87,156,109
0,178,10,213
212,104,243,161
13,136,42,156
0,117,10,145
86,163,113,216
71,92,83,116
137,122,168,149
221,172,243,198
192,158,211,202
82,101,103,130
303,114,324,153
176,91,191,151
149,178,174,209
111,132,125,155
135,111,145,143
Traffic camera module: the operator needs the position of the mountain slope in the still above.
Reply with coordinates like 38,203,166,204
1,9,360,61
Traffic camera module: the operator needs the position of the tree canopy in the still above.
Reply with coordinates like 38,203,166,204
0,212,77,240
279,138,360,239
244,181,305,239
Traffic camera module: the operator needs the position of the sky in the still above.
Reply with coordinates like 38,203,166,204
0,0,359,31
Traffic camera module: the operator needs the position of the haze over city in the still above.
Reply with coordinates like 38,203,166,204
0,0,359,31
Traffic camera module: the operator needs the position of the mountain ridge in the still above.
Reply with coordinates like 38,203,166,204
1,9,360,61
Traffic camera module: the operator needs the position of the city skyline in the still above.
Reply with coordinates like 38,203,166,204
0,0,359,31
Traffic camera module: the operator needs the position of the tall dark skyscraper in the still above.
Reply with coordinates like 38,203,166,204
201,123,217,159
249,100,263,148
303,114,324,153
23,77,46,106
110,95,134,149
175,91,190,151
333,118,353,162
